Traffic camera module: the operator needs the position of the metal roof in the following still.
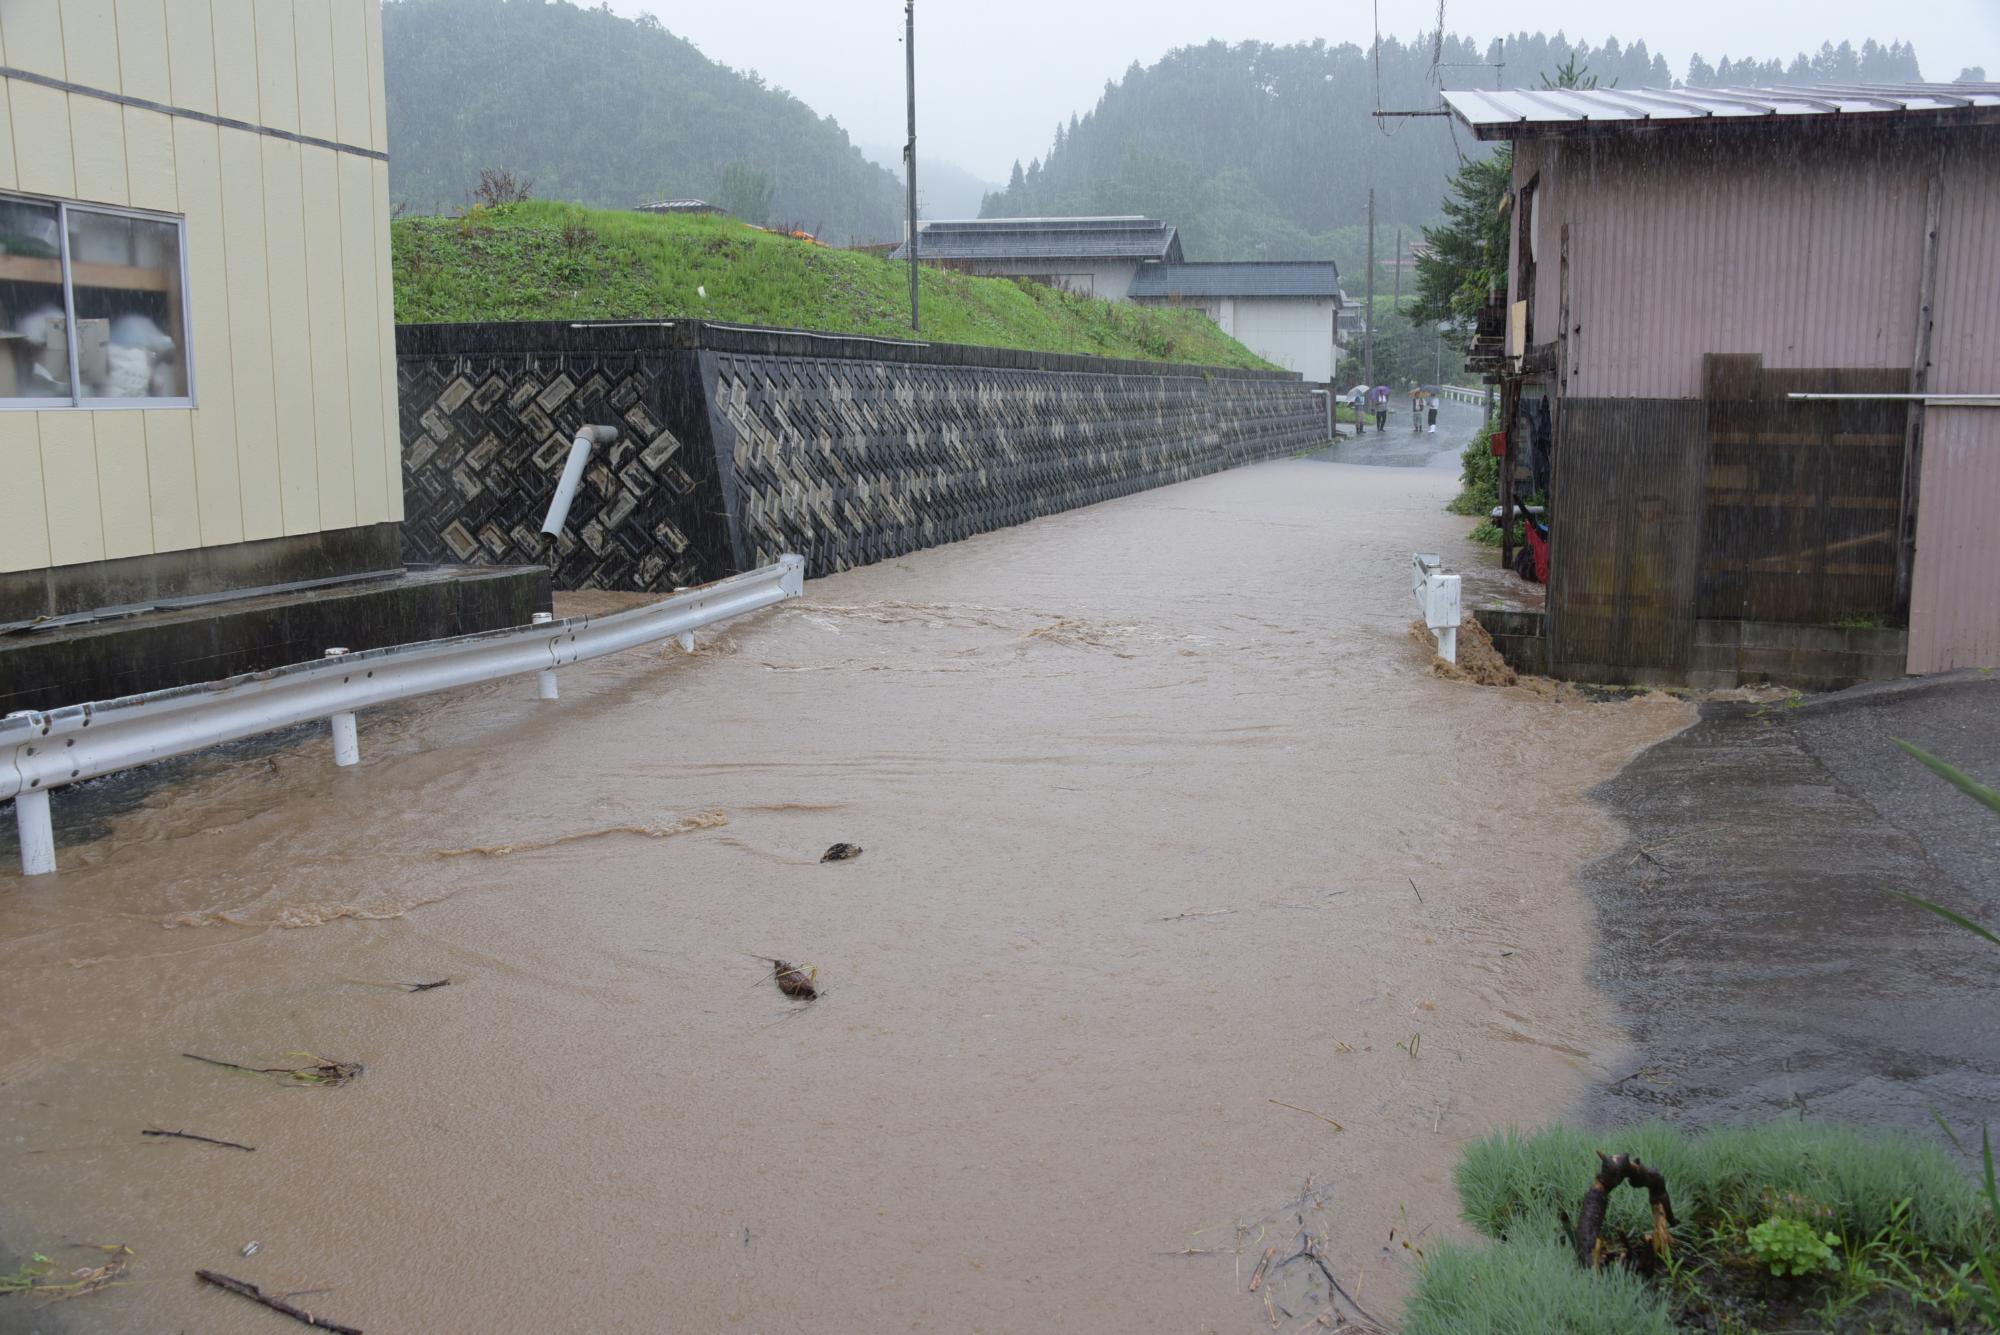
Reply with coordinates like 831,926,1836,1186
1127,261,1341,300
1444,81,2000,139
636,199,725,213
891,216,1183,263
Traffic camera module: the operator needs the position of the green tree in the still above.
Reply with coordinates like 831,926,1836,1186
1409,148,1511,344
716,163,775,226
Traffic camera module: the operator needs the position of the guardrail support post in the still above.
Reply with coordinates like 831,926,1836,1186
532,613,559,699
677,632,696,654
324,648,360,766
14,787,54,877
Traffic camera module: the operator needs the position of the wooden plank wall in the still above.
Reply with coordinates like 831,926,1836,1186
1699,354,1906,626
1545,397,1709,683
0,0,400,579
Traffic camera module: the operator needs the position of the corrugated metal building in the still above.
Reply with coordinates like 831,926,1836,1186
1447,82,2000,684
0,0,400,613
0,0,543,713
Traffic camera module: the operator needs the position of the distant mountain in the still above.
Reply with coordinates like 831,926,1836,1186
981,33,1924,266
382,0,906,244
862,146,995,223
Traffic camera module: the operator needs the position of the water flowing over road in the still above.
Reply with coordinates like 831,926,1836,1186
0,439,1690,1331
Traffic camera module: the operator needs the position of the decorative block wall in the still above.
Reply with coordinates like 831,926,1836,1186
397,321,1328,589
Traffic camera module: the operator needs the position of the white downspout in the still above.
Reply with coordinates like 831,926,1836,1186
541,425,621,539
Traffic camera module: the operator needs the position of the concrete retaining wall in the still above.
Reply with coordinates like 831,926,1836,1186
396,321,1327,589
1471,605,1909,692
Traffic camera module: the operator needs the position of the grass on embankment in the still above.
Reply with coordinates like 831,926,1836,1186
391,202,1275,370
1404,1121,1997,1333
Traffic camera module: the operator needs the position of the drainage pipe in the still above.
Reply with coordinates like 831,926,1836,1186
541,425,620,538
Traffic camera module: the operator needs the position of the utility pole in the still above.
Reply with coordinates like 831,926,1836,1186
904,0,920,333
1392,224,1402,311
1363,188,1375,390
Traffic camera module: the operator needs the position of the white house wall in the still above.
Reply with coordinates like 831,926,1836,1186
0,0,400,577
953,258,1145,302
1225,297,1337,382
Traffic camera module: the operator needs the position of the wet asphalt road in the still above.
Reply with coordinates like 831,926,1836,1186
1580,672,2000,1137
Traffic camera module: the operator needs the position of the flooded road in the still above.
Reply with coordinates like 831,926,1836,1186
0,456,1689,1332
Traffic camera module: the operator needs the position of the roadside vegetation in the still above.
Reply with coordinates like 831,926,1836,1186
1448,422,1514,545
390,202,1276,369
1406,1122,1997,1332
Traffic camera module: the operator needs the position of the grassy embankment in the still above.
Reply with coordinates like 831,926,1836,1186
391,202,1275,371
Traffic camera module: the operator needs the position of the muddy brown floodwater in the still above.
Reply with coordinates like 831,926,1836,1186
0,459,1690,1333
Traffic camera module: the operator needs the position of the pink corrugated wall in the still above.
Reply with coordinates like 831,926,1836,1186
1511,124,2000,673
1909,133,2000,674
1529,129,1931,397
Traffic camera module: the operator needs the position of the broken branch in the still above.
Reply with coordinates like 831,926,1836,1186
196,1270,361,1333
142,1128,254,1152
1575,1151,1677,1268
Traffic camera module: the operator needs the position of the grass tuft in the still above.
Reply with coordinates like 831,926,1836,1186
1456,1122,1990,1256
1405,1232,1677,1334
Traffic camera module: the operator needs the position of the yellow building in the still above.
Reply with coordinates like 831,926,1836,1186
0,0,401,615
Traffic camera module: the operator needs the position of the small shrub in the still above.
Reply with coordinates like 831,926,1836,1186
1746,1215,1839,1277
1448,424,1500,516
471,167,534,207
559,208,594,253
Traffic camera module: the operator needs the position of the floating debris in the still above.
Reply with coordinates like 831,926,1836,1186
819,842,863,863
196,1269,361,1333
1,1244,132,1302
403,979,451,993
183,1053,363,1087
142,1128,255,1152
752,956,819,1001
240,1241,262,1258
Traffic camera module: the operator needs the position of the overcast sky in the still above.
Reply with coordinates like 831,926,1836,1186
616,1,2000,182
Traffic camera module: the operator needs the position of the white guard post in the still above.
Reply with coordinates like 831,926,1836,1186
1412,552,1462,664
2,557,807,876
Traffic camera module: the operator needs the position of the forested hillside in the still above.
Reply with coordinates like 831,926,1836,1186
981,33,1925,263
382,0,905,245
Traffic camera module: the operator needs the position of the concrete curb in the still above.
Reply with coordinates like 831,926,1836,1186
1788,667,1998,715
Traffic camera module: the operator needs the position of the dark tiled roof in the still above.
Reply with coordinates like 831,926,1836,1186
1127,261,1341,299
891,216,1182,263
1444,81,2000,140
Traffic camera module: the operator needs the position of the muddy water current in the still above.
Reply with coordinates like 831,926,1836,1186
0,460,1690,1332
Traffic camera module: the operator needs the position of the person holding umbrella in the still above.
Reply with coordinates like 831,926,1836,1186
1370,383,1390,432
1346,383,1370,434
1426,387,1440,434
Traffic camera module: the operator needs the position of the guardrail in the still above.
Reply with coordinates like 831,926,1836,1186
1438,385,1487,408
1412,553,1462,665
3,556,806,877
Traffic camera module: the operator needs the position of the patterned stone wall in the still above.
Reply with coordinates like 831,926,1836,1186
397,321,1328,590
707,353,1327,573
398,341,734,591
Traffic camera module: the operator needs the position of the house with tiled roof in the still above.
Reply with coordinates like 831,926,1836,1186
889,216,1182,300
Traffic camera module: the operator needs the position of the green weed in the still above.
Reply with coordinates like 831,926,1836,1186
1745,1216,1838,1277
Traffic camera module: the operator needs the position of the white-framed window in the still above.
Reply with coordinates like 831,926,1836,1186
0,192,194,410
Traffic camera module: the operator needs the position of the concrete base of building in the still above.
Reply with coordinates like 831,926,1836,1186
0,523,408,627
1471,607,1910,692
0,564,551,716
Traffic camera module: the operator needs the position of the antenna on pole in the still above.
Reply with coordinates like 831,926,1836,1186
904,0,920,333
